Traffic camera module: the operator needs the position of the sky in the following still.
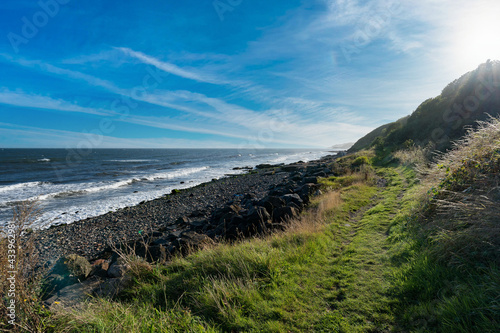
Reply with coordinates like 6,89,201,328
0,0,499,149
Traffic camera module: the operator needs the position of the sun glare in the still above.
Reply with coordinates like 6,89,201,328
451,2,500,71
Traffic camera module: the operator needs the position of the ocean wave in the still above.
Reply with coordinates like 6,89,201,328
139,166,209,182
107,159,159,163
0,181,45,193
25,166,210,202
38,158,51,162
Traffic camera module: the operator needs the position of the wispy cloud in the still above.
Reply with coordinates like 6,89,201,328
0,88,114,116
0,54,121,92
117,47,230,85
0,122,241,148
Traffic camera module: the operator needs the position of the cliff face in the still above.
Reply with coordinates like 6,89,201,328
349,61,500,153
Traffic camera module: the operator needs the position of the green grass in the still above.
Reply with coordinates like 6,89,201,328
48,167,417,332
31,140,500,331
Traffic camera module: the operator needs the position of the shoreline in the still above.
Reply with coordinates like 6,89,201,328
0,149,334,229
29,154,339,265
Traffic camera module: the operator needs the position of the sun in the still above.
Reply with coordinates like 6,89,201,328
450,2,500,71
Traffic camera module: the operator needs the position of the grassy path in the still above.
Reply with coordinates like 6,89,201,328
321,168,409,332
49,168,415,332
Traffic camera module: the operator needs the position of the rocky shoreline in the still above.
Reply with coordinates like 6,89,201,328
29,154,340,307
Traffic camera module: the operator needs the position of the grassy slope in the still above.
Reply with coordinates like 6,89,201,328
48,167,417,332
349,61,500,153
6,125,499,331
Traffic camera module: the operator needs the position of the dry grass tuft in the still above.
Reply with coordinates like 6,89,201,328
393,146,429,168
0,200,46,332
423,116,500,266
285,191,342,235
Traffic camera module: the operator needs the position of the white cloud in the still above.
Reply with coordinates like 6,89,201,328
0,122,240,148
117,47,229,85
0,88,114,116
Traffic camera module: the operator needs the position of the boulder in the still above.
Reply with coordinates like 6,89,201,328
188,220,206,232
177,231,214,252
46,254,92,294
90,259,109,278
273,206,299,223
44,278,102,309
303,176,318,184
245,206,271,227
281,164,305,172
281,194,304,210
94,275,133,299
259,196,286,214
255,163,274,169
146,245,169,263
313,171,327,178
153,238,170,246
107,258,129,278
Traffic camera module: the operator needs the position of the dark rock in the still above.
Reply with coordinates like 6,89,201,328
165,230,183,241
153,238,170,246
269,186,293,197
44,278,102,309
189,209,205,218
281,164,305,172
144,245,169,263
90,259,109,278
313,171,327,178
303,176,318,184
93,276,132,299
189,220,206,231
107,260,129,278
63,254,92,280
152,231,164,237
259,196,286,214
233,166,252,170
176,216,190,225
281,194,304,209
230,215,246,227
177,231,214,252
46,254,92,295
255,163,274,169
273,206,299,223
246,206,271,223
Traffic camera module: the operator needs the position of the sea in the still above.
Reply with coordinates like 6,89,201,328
0,149,331,229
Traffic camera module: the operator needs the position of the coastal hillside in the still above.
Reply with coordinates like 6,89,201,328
349,60,500,153
2,65,499,332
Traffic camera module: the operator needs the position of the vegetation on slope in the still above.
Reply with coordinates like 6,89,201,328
389,117,500,332
2,117,500,332
349,60,500,154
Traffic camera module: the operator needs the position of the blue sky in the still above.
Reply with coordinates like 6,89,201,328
0,0,499,148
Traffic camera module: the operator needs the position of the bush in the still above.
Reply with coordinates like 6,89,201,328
351,156,370,167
